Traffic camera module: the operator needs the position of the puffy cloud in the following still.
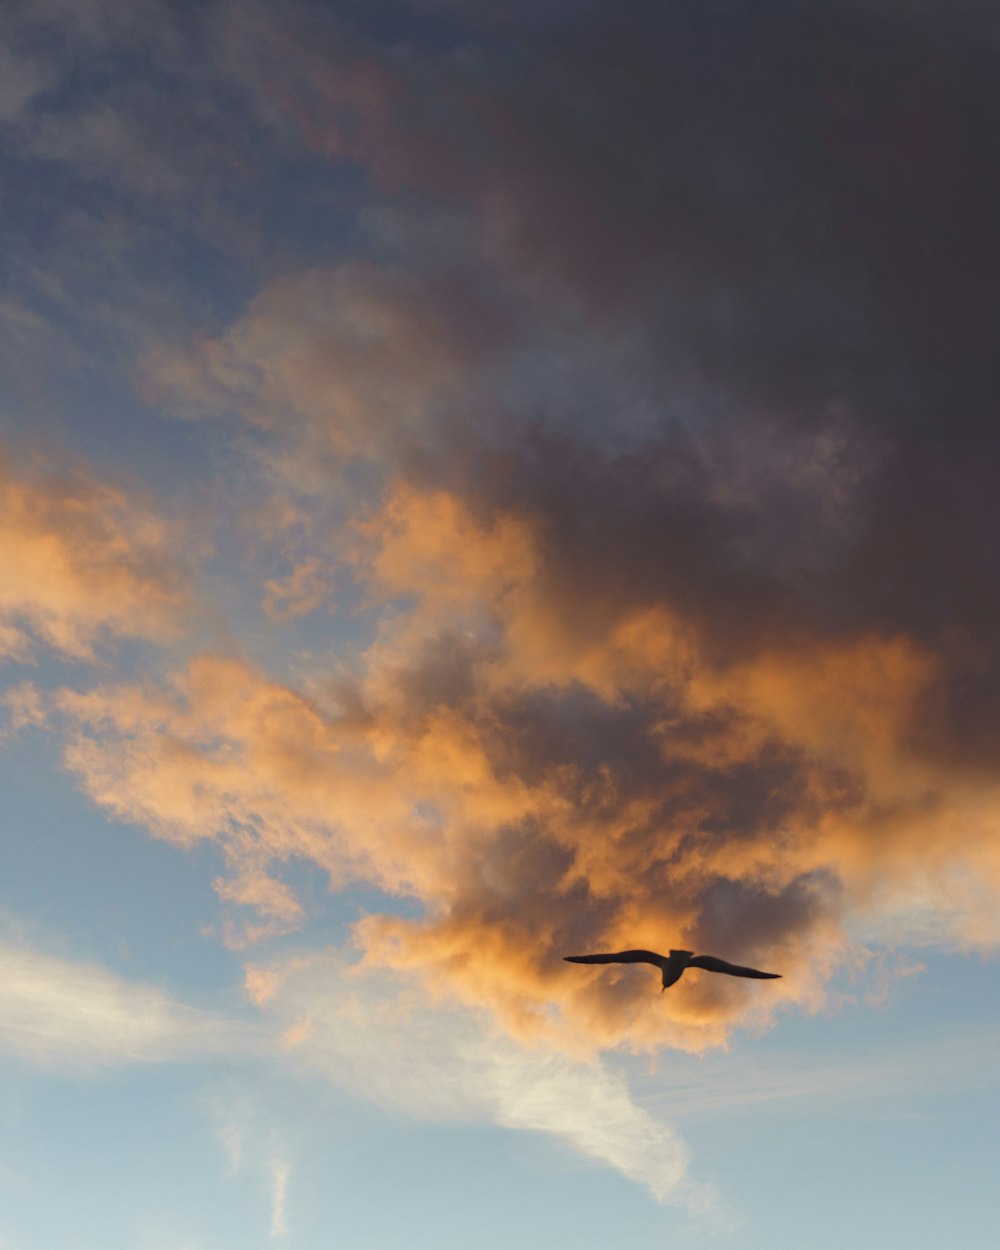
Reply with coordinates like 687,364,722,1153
48,466,1000,1053
0,451,189,661
232,1,1000,438
15,0,1000,1068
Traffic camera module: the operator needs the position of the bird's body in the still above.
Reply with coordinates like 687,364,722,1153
564,948,781,991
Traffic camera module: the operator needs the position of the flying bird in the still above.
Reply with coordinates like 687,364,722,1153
564,948,781,992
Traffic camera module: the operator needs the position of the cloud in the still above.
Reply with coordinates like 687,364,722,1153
256,950,723,1220
0,682,46,738
207,1092,297,1242
26,103,189,197
0,929,711,1220
231,0,1000,434
0,40,52,121
47,451,1000,1051
0,936,253,1069
8,0,1000,1070
0,450,190,662
145,260,511,491
8,0,171,46
216,1114,245,1177
1,930,709,1221
261,558,332,622
268,1157,291,1240
4,0,999,1228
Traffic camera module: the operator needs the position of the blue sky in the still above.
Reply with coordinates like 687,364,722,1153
1,1,999,1246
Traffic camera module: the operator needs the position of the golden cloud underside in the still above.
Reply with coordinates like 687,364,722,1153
46,474,1000,1052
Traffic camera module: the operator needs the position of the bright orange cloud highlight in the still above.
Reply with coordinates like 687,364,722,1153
0,451,189,661
48,476,1000,1055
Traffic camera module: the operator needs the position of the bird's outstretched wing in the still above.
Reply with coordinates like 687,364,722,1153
564,950,667,968
687,954,781,979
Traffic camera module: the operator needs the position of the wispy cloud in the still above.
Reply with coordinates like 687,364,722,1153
209,1094,295,1241
0,41,52,122
0,937,254,1069
254,950,727,1222
268,1156,291,1240
216,1114,244,1178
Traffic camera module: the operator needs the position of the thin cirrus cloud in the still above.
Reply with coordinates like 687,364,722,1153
269,1156,291,1240
0,936,252,1069
249,949,725,1222
0,926,720,1219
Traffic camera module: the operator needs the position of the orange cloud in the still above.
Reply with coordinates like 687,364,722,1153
47,472,1000,1055
0,450,189,661
6,0,1000,1090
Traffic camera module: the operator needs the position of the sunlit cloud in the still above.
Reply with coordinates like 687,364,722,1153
7,0,1000,1081
0,682,46,738
1,0,998,1243
0,450,189,662
45,463,1000,1056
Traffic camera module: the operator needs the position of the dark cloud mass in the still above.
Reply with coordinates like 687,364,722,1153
299,0,1000,1035
279,1,1000,421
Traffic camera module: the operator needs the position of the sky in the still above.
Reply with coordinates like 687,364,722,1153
0,0,999,1246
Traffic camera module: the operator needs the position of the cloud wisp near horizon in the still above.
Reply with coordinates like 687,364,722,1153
0,923,721,1218
1,0,1000,1238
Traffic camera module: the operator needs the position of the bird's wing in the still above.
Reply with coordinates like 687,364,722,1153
564,950,667,968
687,954,781,979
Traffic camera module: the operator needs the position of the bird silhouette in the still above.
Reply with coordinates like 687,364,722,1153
564,948,781,991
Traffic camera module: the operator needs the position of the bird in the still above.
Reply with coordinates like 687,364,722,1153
564,948,781,992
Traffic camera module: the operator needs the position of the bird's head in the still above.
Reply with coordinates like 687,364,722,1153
669,949,695,960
